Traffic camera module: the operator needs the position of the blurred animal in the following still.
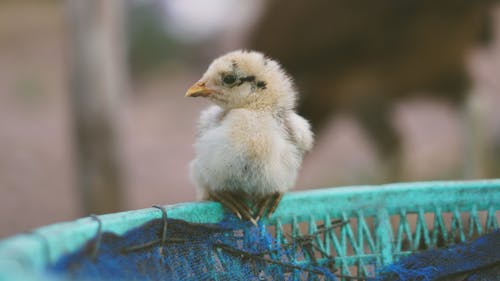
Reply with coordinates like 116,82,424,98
186,50,314,223
249,0,497,179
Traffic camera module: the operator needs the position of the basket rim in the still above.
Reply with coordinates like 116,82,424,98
1,179,499,280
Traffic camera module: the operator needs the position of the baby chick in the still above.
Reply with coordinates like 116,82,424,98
186,50,313,223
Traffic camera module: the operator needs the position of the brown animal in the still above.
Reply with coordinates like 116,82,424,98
249,0,496,179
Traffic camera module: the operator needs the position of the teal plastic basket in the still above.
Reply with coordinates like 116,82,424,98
0,180,499,280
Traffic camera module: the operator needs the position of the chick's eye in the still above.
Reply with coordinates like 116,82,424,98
222,74,237,85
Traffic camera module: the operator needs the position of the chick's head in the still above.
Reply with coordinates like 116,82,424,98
186,50,297,111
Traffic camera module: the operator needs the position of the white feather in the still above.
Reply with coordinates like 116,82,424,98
286,112,314,153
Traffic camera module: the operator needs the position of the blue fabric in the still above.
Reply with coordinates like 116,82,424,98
376,230,500,281
48,215,337,281
47,214,500,281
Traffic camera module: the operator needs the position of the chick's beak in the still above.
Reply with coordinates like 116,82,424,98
185,82,217,97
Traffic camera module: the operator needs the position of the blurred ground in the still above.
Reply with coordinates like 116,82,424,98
0,1,499,237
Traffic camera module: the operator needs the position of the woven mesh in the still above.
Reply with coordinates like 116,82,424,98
49,215,338,280
48,204,499,280
377,230,500,280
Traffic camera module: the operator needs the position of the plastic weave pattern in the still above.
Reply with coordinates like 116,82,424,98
0,180,498,281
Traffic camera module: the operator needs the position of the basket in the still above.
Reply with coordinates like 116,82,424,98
0,180,499,280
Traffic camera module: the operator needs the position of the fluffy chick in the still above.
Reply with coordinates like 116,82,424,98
186,50,313,223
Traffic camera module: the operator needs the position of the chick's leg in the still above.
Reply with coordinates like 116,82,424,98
254,192,284,221
254,196,273,222
208,191,242,219
208,190,256,225
266,192,283,218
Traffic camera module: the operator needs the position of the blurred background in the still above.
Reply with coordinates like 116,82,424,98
1,0,499,238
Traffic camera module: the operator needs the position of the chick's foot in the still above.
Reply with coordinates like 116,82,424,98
208,190,257,225
208,191,283,225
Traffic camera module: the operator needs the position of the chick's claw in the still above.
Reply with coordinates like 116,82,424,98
209,190,284,224
254,196,273,221
208,191,256,225
208,191,240,219
266,193,284,218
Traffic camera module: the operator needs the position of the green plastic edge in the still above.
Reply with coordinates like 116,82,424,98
0,179,499,280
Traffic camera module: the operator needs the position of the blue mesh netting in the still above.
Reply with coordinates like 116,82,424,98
377,230,500,281
47,213,500,281
48,215,338,281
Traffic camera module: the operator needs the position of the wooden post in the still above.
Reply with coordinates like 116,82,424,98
67,0,127,214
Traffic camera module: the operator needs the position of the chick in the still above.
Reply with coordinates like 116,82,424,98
186,50,313,223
